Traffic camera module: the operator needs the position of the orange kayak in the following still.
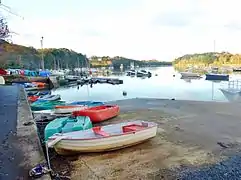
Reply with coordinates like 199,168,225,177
72,105,120,123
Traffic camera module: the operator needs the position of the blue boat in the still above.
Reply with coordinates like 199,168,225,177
205,73,229,81
68,101,104,107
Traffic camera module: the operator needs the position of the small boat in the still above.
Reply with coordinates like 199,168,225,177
65,75,78,82
136,70,152,77
180,72,200,78
219,88,241,102
126,70,136,76
28,95,39,103
44,116,92,141
233,68,241,72
68,101,105,107
72,105,120,123
46,121,157,155
27,91,50,96
54,105,87,114
31,100,66,111
205,73,229,81
38,94,61,101
0,76,5,85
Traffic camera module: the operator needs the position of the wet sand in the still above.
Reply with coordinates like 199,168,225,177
44,98,241,180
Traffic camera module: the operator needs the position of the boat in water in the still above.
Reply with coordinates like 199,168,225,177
126,70,136,76
180,72,201,78
46,120,157,155
219,80,241,102
136,70,152,77
44,116,92,141
205,73,229,81
72,105,120,123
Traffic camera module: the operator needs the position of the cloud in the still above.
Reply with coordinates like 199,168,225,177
6,0,241,61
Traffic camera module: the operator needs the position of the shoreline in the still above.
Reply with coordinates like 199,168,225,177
33,98,241,179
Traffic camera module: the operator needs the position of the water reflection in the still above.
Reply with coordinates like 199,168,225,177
52,67,235,102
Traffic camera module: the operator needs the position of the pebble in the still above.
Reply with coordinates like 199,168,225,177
177,154,241,180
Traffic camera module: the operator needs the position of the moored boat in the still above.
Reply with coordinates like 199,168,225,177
54,105,87,114
44,116,92,141
205,73,229,81
180,72,200,78
219,88,241,102
47,120,157,155
72,105,119,123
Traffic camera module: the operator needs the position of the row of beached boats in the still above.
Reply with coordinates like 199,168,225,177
27,91,158,155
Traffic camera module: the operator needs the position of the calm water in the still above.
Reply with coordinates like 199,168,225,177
52,67,241,102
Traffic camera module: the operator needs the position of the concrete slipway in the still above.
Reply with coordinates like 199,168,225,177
46,98,241,180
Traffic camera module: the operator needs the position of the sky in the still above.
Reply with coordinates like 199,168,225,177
2,0,241,61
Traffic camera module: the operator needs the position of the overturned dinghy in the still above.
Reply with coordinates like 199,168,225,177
44,116,92,141
46,121,157,155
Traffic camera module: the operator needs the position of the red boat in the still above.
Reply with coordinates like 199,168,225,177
28,95,39,103
72,105,120,123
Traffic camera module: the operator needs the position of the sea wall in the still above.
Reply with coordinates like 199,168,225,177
16,87,50,179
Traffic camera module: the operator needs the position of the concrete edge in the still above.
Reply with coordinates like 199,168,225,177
16,87,51,179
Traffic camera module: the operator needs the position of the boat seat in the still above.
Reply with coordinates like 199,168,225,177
72,116,89,131
92,126,110,137
61,122,75,133
122,124,146,133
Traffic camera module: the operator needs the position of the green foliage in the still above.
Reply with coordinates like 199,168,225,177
0,40,172,69
173,52,241,68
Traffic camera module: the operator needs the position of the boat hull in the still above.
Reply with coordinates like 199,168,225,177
54,105,87,114
180,72,200,78
220,88,241,102
72,105,120,123
53,125,157,155
205,74,229,81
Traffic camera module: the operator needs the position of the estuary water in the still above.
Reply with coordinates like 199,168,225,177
52,66,241,102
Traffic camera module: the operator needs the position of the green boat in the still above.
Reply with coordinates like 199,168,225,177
30,100,66,111
44,116,92,141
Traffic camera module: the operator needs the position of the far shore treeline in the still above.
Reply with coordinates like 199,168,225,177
0,40,171,70
173,52,241,68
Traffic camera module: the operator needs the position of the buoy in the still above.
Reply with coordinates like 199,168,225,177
155,74,158,76
123,91,127,96
173,74,175,77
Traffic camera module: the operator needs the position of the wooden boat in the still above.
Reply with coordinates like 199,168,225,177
54,105,87,114
47,121,157,155
30,100,66,111
68,101,104,107
72,105,119,123
44,116,92,141
38,94,61,101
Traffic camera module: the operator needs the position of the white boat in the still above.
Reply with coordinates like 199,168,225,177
180,72,200,78
126,70,136,76
0,76,5,85
47,120,157,155
219,88,241,102
53,105,87,114
39,94,61,101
